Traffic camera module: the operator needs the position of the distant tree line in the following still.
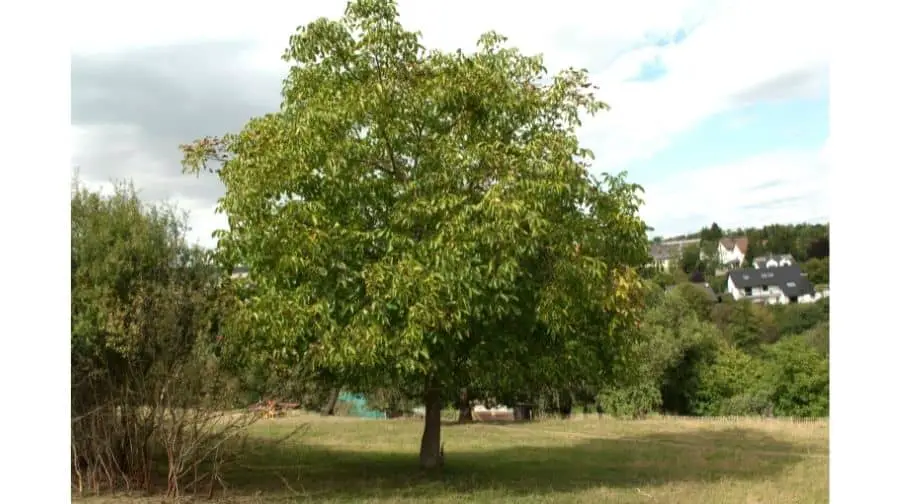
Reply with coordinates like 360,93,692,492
653,222,829,286
582,285,828,418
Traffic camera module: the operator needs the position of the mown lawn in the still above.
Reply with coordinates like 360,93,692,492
76,412,828,503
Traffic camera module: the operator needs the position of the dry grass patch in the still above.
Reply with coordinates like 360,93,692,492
75,412,828,504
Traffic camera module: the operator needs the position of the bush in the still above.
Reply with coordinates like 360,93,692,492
801,321,829,357
659,335,719,415
771,301,829,338
711,300,779,352
601,292,721,417
801,257,829,285
717,390,775,416
669,283,715,321
597,381,662,419
707,275,728,294
693,345,771,416
71,180,269,497
763,336,829,418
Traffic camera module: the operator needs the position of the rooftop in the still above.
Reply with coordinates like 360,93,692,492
727,264,815,298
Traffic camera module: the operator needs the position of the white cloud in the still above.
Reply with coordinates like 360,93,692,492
640,147,828,236
73,125,228,248
71,0,828,245
583,0,828,173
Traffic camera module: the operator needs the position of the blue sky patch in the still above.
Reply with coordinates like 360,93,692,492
625,96,829,182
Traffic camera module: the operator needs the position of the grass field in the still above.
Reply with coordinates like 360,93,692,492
76,412,828,504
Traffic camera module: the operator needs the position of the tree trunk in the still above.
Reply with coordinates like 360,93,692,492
321,387,340,416
457,388,473,424
419,385,443,470
559,394,573,420
514,404,533,421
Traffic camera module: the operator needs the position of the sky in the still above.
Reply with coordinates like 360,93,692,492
71,0,829,248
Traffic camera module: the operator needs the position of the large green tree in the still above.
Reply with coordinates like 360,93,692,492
182,0,649,469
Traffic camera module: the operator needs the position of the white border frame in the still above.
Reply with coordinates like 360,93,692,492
830,2,900,502
0,1,72,500
1,1,897,503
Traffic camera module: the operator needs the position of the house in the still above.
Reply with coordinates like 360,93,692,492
649,238,701,272
752,254,795,269
718,236,749,269
725,264,821,304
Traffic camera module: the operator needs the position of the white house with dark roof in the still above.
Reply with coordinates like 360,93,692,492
752,254,795,269
726,264,822,304
717,236,749,268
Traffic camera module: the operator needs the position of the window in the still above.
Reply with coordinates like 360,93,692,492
762,285,768,291
786,281,796,287
744,287,752,296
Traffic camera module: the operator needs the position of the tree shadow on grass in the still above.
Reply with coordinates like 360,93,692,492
217,426,826,501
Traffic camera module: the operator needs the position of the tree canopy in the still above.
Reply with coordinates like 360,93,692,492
182,0,650,468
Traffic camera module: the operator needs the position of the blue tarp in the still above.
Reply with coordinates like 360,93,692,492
338,392,387,419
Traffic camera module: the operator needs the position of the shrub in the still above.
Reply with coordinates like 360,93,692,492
669,283,715,321
597,381,662,419
602,294,722,417
801,257,829,285
717,390,775,416
711,300,779,352
763,336,829,417
71,180,272,497
771,301,829,338
693,344,771,416
801,321,829,358
707,274,728,294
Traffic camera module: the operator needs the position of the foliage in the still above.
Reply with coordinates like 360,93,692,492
180,0,649,467
71,179,260,496
664,222,828,264
364,385,420,416
644,267,677,290
762,336,829,417
800,257,829,285
711,300,779,352
597,381,662,418
770,299,829,338
669,282,715,321
739,223,829,262
800,321,829,358
693,344,772,416
707,274,728,294
591,280,830,419
678,243,705,274
599,289,719,417
699,222,723,243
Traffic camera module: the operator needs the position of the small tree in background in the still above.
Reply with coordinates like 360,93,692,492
679,243,705,274
700,222,723,243
801,257,829,285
